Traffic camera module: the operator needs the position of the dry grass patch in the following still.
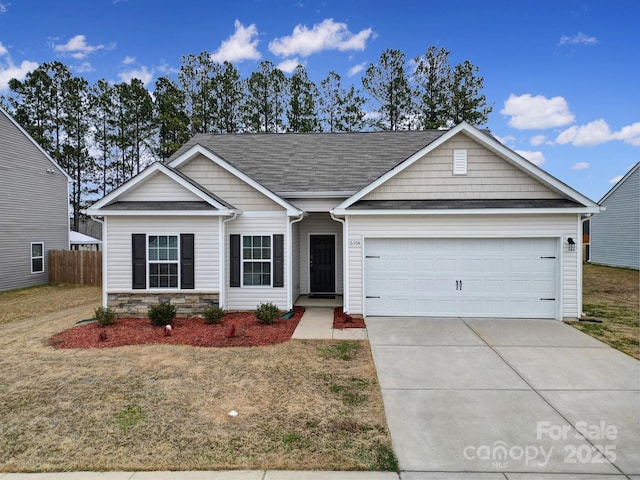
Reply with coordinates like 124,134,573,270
0,284,101,325
569,264,639,359
0,286,394,472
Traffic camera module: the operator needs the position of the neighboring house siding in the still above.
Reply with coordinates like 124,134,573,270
105,216,219,291
363,135,562,201
178,154,282,211
0,110,69,292
298,213,344,294
225,214,289,310
122,172,202,202
345,214,580,319
591,166,640,270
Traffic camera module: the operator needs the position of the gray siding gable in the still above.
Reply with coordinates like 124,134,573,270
0,108,70,291
590,163,640,269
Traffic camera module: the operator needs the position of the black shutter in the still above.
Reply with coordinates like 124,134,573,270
230,234,241,287
180,234,195,289
273,234,284,288
132,234,146,289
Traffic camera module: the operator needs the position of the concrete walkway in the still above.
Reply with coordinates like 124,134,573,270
292,307,368,340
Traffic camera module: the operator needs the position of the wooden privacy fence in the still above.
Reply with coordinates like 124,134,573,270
49,250,102,286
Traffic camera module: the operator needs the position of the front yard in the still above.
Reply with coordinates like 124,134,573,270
0,285,395,472
569,264,639,359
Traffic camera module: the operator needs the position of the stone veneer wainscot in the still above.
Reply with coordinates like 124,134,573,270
108,292,220,317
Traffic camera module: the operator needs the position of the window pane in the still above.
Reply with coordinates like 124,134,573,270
243,247,252,259
169,236,177,248
243,236,252,248
158,236,167,247
169,248,178,261
262,248,271,259
262,236,271,248
149,236,158,248
32,258,43,273
32,243,43,257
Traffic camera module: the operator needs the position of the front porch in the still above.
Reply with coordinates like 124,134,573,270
294,294,344,308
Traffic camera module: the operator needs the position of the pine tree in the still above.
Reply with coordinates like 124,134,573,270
154,76,190,160
244,61,288,133
287,65,319,132
450,60,492,126
413,46,452,129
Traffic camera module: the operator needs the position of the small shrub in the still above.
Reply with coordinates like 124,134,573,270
255,302,280,325
148,302,176,326
203,305,226,324
94,306,115,327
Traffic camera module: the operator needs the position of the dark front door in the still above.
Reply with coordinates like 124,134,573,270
310,235,335,293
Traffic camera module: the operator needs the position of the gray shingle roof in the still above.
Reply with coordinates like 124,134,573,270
168,130,447,193
350,199,583,210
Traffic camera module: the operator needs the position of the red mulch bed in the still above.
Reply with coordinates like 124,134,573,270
333,307,366,329
50,307,305,349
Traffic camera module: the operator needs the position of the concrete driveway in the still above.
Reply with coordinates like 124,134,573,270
367,317,640,479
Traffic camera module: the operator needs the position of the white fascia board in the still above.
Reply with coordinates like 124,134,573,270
1,106,72,182
169,144,303,216
336,122,600,210
85,209,235,216
331,206,601,216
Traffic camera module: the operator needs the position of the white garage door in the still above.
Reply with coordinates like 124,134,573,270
364,238,558,318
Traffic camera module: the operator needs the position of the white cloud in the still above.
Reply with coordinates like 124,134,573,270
277,58,302,73
122,56,136,65
572,162,589,170
269,18,374,57
493,134,515,146
614,122,640,146
348,62,366,77
210,20,261,63
54,34,109,59
0,43,38,91
516,150,545,166
609,175,623,184
530,134,547,146
0,3,7,14
74,61,94,73
501,93,575,129
118,65,153,86
555,119,640,147
559,32,598,46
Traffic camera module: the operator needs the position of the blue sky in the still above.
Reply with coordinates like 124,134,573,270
1,0,638,202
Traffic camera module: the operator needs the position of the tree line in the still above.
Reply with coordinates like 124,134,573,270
1,47,491,228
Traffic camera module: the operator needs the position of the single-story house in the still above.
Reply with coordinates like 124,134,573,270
87,122,600,320
590,162,639,270
0,106,71,292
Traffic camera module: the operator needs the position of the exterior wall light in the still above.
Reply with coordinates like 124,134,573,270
567,237,576,251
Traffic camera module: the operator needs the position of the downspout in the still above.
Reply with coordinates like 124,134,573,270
288,213,305,310
90,215,107,308
220,212,238,310
330,211,348,313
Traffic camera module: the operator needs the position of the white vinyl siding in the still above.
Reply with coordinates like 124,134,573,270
106,216,219,291
121,171,202,202
225,214,288,310
178,154,282,211
0,110,69,291
362,135,562,201
298,213,343,294
346,214,580,320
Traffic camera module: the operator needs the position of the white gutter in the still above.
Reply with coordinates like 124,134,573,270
287,213,305,310
219,212,238,310
330,211,348,314
332,207,601,216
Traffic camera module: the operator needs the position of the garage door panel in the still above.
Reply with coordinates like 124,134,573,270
365,238,558,318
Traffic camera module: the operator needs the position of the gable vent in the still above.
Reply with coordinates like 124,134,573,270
453,149,467,175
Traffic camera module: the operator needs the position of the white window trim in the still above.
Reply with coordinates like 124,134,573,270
241,234,273,288
147,234,180,290
30,242,44,274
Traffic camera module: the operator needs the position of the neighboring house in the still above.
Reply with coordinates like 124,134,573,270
0,107,71,292
87,122,600,320
590,162,639,270
70,231,102,251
